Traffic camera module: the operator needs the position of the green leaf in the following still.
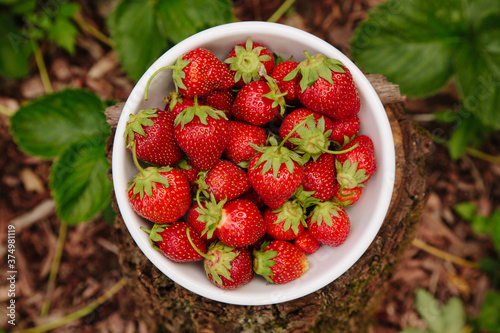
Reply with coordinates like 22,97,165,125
454,201,478,221
414,289,445,333
50,135,112,225
107,0,168,81
350,0,465,97
0,13,32,78
10,89,109,159
48,16,79,54
454,12,500,129
156,0,234,44
478,291,500,332
107,0,233,81
441,297,466,333
446,113,488,160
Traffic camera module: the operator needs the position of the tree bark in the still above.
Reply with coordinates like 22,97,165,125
105,74,433,333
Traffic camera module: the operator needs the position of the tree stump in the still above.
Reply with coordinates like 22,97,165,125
105,74,433,333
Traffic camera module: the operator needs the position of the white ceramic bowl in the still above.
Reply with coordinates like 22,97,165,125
112,21,395,305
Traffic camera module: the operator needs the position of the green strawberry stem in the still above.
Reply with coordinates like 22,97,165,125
144,56,191,100
185,226,215,261
279,115,314,150
130,141,146,175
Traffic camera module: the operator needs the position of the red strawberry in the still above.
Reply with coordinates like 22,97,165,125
175,158,200,190
192,195,265,247
197,160,251,202
247,148,304,210
302,153,336,201
166,91,196,119
263,186,318,240
225,38,274,88
239,187,267,208
224,121,267,166
127,158,191,224
293,229,321,255
231,77,286,126
332,182,363,207
169,48,234,98
335,134,376,189
124,108,182,166
328,115,360,147
263,201,305,241
253,240,309,284
247,119,315,209
284,51,360,121
199,88,234,119
188,240,254,290
307,201,350,247
270,59,301,105
142,222,206,262
174,99,229,171
186,201,217,243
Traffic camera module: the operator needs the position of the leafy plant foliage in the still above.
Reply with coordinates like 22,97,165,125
0,0,80,78
401,289,467,333
107,0,234,81
10,89,112,225
350,0,500,131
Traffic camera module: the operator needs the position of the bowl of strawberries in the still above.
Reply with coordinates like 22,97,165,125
112,21,395,305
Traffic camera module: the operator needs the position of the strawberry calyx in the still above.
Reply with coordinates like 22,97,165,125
140,223,168,251
252,241,278,283
308,201,342,227
272,200,306,236
272,186,320,235
194,189,225,240
127,141,172,200
123,108,159,148
144,57,191,100
224,38,273,85
284,50,346,93
261,75,288,116
174,97,228,129
185,237,240,287
288,116,360,162
249,116,313,178
335,159,369,189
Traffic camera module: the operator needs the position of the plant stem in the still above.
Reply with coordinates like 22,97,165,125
15,277,128,333
267,0,296,23
72,11,115,48
464,146,500,165
412,238,479,269
40,221,67,317
31,40,53,94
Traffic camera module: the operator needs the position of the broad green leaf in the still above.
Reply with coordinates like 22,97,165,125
454,13,500,129
414,289,444,333
10,89,109,159
156,0,234,44
107,0,233,81
107,0,169,81
0,13,32,78
441,297,466,333
48,16,79,54
50,135,112,225
478,291,500,331
350,0,466,97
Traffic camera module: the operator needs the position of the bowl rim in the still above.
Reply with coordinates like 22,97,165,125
112,21,396,305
